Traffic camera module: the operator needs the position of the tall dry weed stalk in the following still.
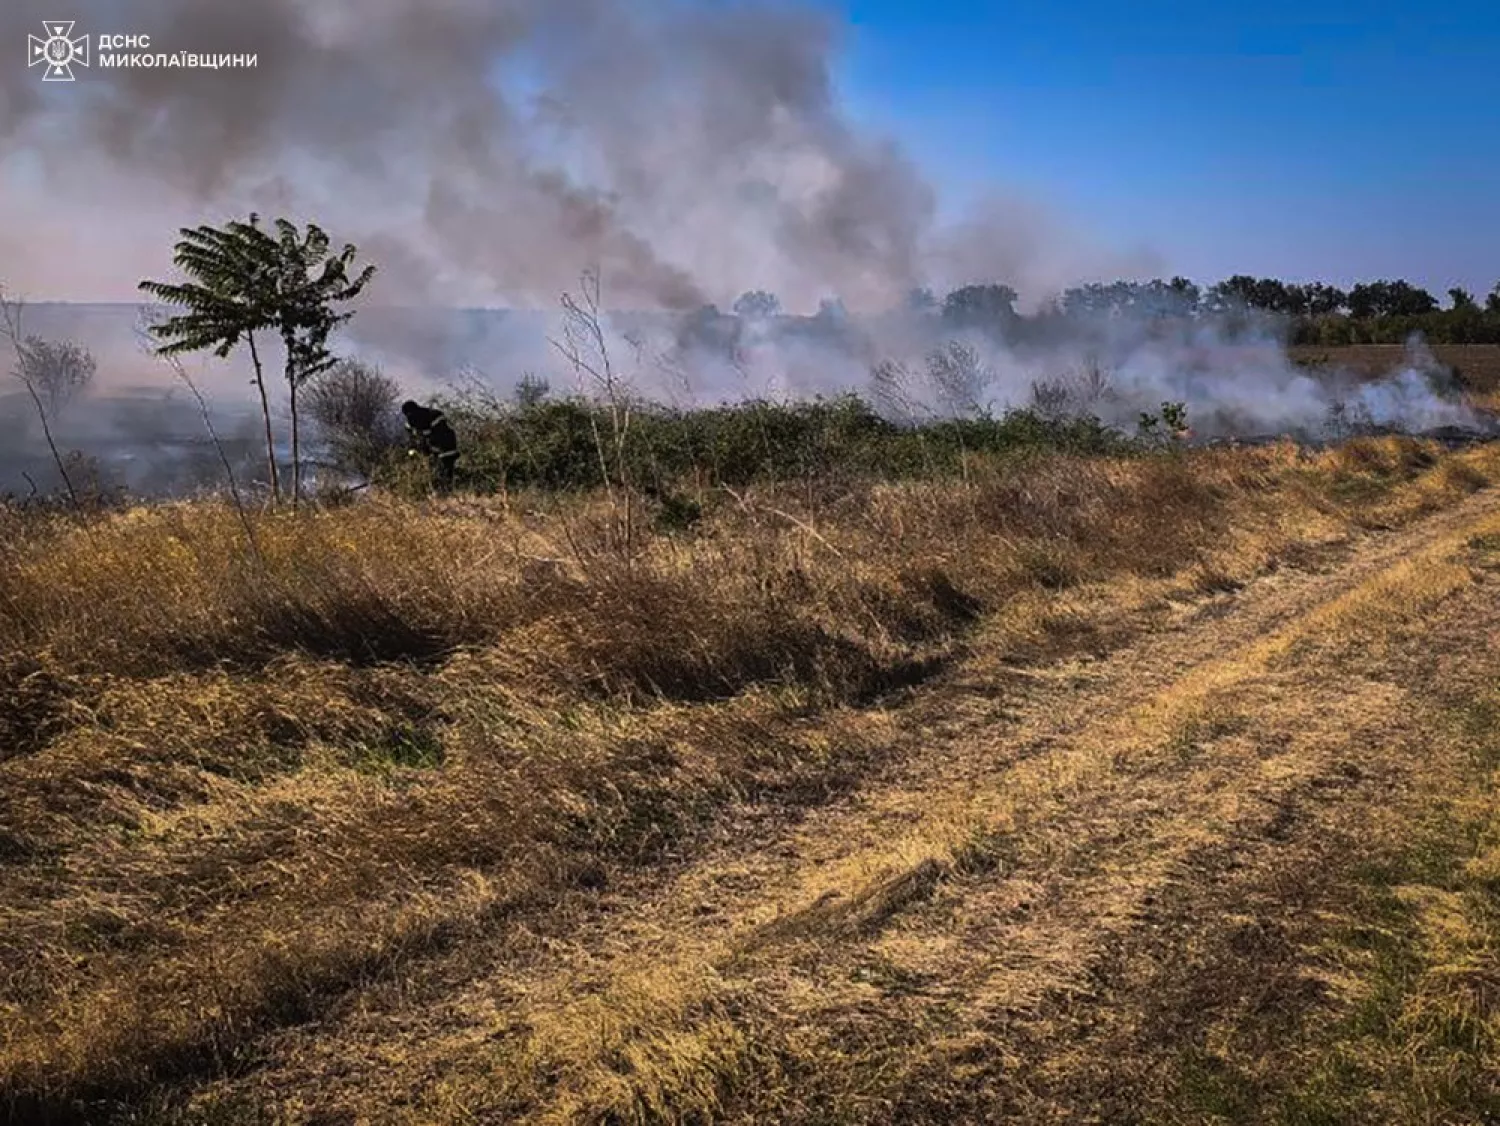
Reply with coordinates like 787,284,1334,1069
552,269,640,562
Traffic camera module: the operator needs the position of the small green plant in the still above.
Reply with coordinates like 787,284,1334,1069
653,491,705,534
1138,401,1189,447
351,721,445,773
1160,401,1188,433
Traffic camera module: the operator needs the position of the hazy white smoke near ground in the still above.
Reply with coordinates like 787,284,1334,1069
0,304,1490,498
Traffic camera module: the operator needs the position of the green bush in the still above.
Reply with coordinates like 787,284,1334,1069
383,392,1135,496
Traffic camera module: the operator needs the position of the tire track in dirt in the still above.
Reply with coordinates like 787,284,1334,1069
176,485,1500,1123
841,570,1500,1125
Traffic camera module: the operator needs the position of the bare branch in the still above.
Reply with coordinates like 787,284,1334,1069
166,351,265,564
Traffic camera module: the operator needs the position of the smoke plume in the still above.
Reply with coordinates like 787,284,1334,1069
0,0,994,311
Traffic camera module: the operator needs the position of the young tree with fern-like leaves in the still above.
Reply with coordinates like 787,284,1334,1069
140,215,283,500
264,218,376,505
140,215,375,506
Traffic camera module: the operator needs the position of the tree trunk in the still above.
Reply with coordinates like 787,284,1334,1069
247,332,280,504
290,375,301,509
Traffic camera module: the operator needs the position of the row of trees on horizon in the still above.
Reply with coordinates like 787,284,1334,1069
712,275,1500,346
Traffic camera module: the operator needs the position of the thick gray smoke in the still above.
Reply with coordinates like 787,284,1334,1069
0,0,1490,497
1,0,967,311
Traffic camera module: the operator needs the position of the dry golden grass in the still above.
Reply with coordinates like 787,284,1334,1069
387,479,1500,1126
2,437,1499,1123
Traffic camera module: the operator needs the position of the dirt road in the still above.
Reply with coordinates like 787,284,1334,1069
174,484,1500,1124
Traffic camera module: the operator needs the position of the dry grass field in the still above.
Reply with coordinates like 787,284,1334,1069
3,436,1500,1123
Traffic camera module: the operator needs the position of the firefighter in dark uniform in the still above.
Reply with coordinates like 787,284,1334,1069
401,400,459,490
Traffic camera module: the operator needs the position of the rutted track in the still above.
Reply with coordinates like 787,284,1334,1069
160,484,1500,1122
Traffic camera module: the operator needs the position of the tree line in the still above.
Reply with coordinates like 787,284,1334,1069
1040,275,1500,345
720,276,1500,346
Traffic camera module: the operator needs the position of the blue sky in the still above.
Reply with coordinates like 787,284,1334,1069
830,0,1500,297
